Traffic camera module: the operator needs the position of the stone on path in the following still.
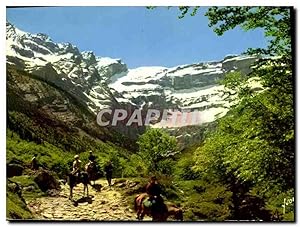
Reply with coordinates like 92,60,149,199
27,179,138,221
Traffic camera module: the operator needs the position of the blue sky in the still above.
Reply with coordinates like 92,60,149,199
6,7,268,69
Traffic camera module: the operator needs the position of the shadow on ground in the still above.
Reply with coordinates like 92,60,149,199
91,183,102,192
72,196,94,207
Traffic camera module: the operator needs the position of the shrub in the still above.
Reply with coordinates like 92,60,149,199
137,128,177,175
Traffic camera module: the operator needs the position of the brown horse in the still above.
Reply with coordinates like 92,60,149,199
84,162,102,185
134,193,183,221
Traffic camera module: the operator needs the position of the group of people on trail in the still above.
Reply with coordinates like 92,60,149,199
31,152,170,219
70,151,114,186
30,151,114,186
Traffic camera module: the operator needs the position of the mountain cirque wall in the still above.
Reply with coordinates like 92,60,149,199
6,21,259,143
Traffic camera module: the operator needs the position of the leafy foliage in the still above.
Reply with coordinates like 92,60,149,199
174,149,200,180
137,128,177,175
151,6,294,220
190,6,294,220
175,180,233,221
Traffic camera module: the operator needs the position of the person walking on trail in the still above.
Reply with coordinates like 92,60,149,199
71,155,82,177
31,154,39,170
104,161,113,186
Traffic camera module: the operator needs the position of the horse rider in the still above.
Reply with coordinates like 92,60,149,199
71,154,82,177
89,150,96,162
88,150,96,166
145,176,164,212
85,150,98,175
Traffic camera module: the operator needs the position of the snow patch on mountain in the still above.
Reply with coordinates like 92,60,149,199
6,21,260,131
6,21,132,114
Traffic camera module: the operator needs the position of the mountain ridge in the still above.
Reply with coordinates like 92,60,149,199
6,21,261,145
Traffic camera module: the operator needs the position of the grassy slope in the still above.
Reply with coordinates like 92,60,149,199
7,175,43,220
6,66,136,219
7,191,33,220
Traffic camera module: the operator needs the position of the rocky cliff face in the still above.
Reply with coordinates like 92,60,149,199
108,56,258,126
6,21,146,139
6,21,259,145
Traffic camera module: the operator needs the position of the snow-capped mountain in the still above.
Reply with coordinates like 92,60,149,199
108,55,258,125
6,21,260,143
6,21,131,113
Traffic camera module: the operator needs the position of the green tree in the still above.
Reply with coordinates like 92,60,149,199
137,128,177,175
190,7,294,219
208,6,292,185
147,6,294,220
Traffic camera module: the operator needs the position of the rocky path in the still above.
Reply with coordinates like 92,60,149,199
27,179,149,221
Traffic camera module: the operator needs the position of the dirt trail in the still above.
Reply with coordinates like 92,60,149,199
27,179,149,221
